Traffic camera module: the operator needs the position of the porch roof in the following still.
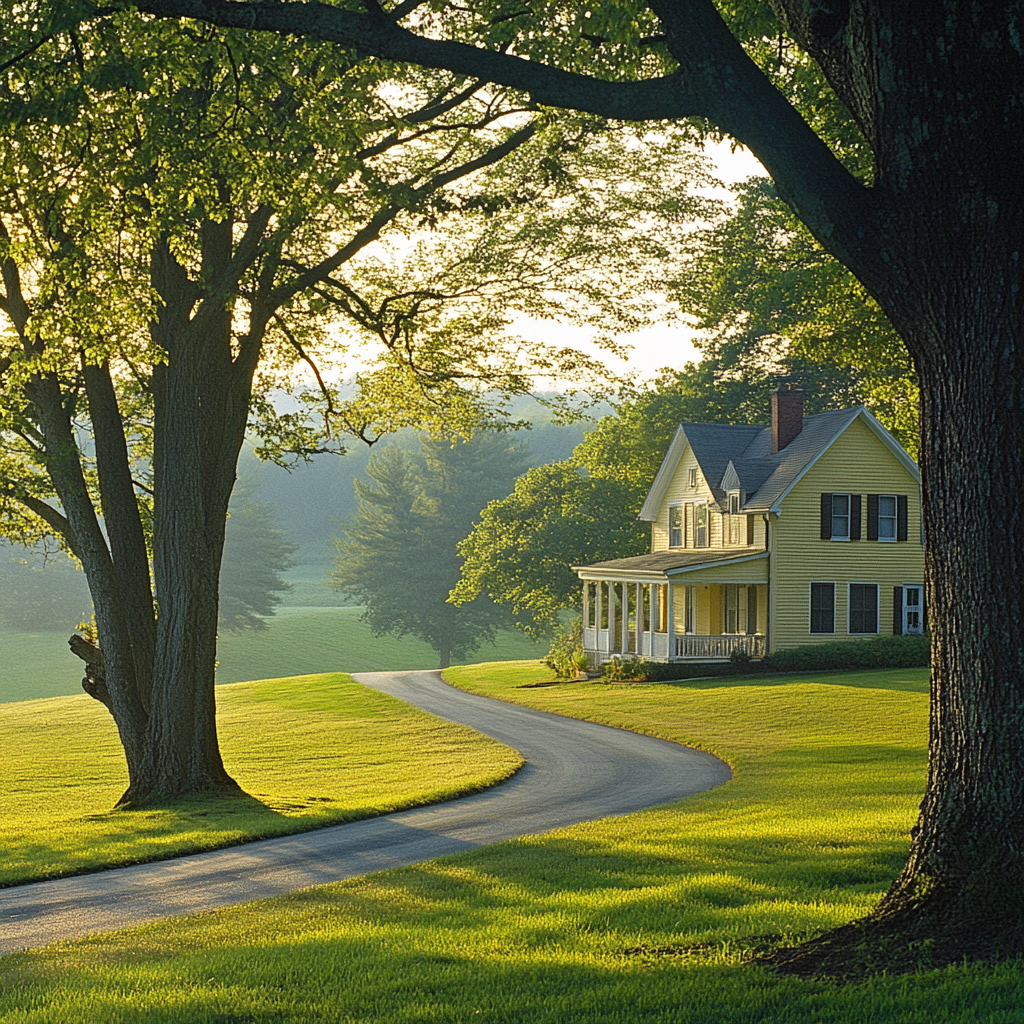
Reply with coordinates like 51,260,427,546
574,547,767,580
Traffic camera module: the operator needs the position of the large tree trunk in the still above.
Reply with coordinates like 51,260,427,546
763,247,1024,975
25,371,151,784
126,246,250,804
875,316,1024,952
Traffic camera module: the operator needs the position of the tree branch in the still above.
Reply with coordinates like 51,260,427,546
15,494,81,558
131,0,878,279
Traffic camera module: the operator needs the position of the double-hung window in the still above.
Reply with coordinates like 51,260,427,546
821,493,862,540
810,582,835,633
831,494,850,538
668,503,683,547
877,495,898,540
694,504,708,548
727,492,742,544
867,493,908,540
849,583,879,634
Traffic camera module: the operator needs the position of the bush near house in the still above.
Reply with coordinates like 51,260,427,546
598,635,930,683
542,617,587,680
762,634,930,673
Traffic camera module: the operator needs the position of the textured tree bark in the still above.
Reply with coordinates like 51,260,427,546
83,359,156,712
25,371,151,786
127,237,250,803
877,313,1024,954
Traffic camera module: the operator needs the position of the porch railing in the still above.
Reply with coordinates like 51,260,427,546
583,628,763,661
673,634,765,660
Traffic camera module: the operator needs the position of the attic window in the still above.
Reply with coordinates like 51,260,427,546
727,491,743,545
694,504,709,547
688,467,697,488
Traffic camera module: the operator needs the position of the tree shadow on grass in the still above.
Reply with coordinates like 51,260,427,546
8,854,1019,1024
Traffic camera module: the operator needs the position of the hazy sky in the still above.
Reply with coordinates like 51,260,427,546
510,141,767,386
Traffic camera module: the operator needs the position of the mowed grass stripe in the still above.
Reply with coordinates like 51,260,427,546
0,672,522,887
3,663,1019,1022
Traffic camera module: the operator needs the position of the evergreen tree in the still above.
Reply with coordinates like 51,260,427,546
333,434,526,668
218,484,297,633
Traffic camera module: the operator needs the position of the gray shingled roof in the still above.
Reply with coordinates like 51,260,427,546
575,547,767,576
737,408,862,510
648,408,868,516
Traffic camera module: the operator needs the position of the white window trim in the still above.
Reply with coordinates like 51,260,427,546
830,492,852,541
668,501,684,548
694,502,709,548
902,582,925,635
847,582,880,635
877,493,898,542
809,581,836,634
688,467,698,488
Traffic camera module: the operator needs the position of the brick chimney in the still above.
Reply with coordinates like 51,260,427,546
771,384,805,453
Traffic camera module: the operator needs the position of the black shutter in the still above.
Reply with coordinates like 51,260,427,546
867,494,879,541
747,585,758,635
893,586,903,635
820,493,832,539
897,495,909,540
746,514,755,546
850,494,862,539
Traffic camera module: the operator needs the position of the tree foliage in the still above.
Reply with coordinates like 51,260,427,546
218,483,297,633
333,433,526,667
454,359,904,634
676,177,919,455
0,10,716,804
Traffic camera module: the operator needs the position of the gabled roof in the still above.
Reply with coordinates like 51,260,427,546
639,407,918,521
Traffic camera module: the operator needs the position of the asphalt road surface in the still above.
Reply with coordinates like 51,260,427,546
1,670,731,954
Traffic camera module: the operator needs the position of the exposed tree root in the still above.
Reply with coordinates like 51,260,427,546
754,884,1024,980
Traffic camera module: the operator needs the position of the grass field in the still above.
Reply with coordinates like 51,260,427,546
0,672,521,886
0,608,547,702
3,661,1020,1022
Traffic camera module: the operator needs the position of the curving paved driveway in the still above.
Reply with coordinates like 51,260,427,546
0,671,730,954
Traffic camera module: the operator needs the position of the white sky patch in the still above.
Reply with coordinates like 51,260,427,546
290,141,767,392
503,141,766,387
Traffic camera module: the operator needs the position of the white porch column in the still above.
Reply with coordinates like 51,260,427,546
621,582,630,654
666,582,675,661
596,582,604,651
582,581,590,632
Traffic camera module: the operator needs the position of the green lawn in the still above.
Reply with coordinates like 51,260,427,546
0,672,521,886
3,661,1019,1022
0,627,85,702
0,609,547,702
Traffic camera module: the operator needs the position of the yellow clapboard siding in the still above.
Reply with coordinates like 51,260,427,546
768,416,924,651
654,446,767,553
652,444,709,550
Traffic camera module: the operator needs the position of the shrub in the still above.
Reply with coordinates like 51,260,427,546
543,617,585,680
600,657,652,682
763,634,930,673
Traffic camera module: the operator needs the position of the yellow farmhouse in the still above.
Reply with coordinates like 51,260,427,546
574,386,924,667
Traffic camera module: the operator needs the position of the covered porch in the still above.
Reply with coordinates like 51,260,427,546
575,549,769,666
